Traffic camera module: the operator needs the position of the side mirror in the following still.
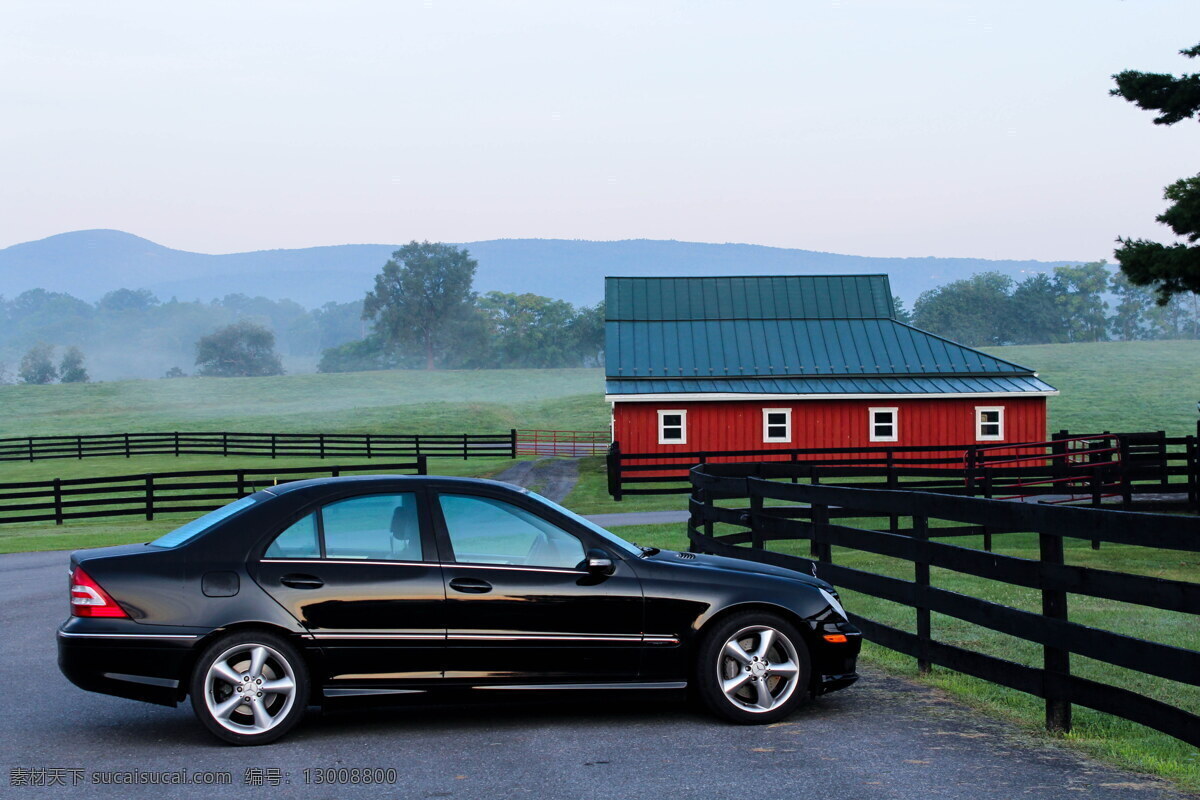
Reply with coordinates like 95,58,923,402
585,548,615,576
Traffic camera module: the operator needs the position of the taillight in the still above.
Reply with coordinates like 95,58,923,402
70,566,128,618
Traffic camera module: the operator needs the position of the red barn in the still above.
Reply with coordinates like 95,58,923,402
604,275,1057,457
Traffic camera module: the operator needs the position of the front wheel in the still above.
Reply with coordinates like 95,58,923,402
189,631,309,745
694,612,811,724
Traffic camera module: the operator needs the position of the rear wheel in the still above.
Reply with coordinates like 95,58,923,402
189,631,309,745
695,611,811,724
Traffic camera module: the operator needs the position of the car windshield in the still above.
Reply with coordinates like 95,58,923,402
521,490,642,557
150,496,258,548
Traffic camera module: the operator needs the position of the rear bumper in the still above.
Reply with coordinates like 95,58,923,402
57,622,201,707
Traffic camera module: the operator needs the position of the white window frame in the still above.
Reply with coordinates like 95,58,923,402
869,407,898,443
975,406,1005,441
762,408,792,443
657,409,687,445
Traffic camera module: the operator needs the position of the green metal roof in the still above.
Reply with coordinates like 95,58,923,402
604,275,1055,397
605,375,1057,396
606,275,895,321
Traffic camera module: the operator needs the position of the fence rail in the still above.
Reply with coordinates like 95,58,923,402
0,431,519,462
608,429,1199,511
0,460,427,526
686,462,1200,747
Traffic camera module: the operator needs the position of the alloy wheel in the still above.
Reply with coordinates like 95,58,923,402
716,624,802,713
203,643,298,735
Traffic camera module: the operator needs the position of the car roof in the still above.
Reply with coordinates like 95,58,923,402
260,474,526,496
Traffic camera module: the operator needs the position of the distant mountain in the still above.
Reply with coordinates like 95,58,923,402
0,229,1083,308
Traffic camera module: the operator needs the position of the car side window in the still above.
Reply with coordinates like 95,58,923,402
438,494,585,569
264,513,320,559
322,493,423,561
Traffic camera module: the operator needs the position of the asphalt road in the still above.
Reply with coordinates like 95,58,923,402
3,550,1189,800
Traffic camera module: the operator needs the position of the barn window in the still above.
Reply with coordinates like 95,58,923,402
869,408,898,442
658,409,687,445
762,408,791,443
975,406,1004,441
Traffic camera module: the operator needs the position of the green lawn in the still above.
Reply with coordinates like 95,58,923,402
0,367,608,437
987,340,1200,436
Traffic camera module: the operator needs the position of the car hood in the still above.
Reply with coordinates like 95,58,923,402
643,549,833,590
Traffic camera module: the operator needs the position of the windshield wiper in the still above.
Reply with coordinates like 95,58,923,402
636,545,661,556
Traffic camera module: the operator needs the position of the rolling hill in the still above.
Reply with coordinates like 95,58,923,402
0,229,1083,308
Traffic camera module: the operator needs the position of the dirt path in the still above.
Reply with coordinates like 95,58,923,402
491,457,581,503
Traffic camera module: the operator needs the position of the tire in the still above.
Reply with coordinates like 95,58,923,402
694,611,811,725
189,630,309,746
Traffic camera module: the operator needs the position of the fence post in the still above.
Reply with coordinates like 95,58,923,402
965,446,978,496
28,437,33,462
913,513,930,674
1039,531,1072,734
463,433,469,460
417,455,427,475
271,433,277,459
77,436,83,460
810,501,829,561
607,442,622,502
124,433,130,458
174,431,180,458
145,475,154,521
748,490,764,550
222,432,228,457
365,433,372,459
331,468,340,478
886,450,899,533
318,433,325,459
1188,435,1199,511
510,429,518,459
1118,436,1132,508
53,478,63,526
236,470,245,496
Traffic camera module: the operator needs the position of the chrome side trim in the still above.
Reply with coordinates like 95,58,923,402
323,688,427,698
306,632,679,644
259,558,584,575
260,558,431,567
311,633,443,640
476,681,688,691
102,672,180,689
58,632,199,640
446,563,581,575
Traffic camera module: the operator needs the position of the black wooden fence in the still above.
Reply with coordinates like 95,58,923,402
0,431,518,462
0,459,427,526
609,429,1200,510
687,461,1200,747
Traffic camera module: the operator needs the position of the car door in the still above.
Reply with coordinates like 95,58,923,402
433,489,645,684
254,490,445,689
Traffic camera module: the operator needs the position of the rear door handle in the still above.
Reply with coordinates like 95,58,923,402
448,577,492,594
280,574,324,589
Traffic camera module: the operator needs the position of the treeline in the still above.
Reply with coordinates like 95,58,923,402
908,261,1200,347
0,289,364,380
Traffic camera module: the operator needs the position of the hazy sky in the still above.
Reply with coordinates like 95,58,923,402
3,0,1199,262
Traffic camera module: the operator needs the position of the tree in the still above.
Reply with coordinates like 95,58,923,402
1112,44,1200,302
892,296,914,325
362,241,478,370
1008,273,1067,344
59,346,89,383
478,292,581,368
1109,271,1156,341
163,366,187,378
194,320,284,377
1052,262,1110,342
98,288,159,313
911,272,1015,346
19,343,57,384
317,336,402,373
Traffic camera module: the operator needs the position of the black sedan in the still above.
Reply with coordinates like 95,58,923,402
58,475,860,745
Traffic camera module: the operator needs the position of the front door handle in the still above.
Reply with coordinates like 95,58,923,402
280,574,324,589
448,577,492,594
